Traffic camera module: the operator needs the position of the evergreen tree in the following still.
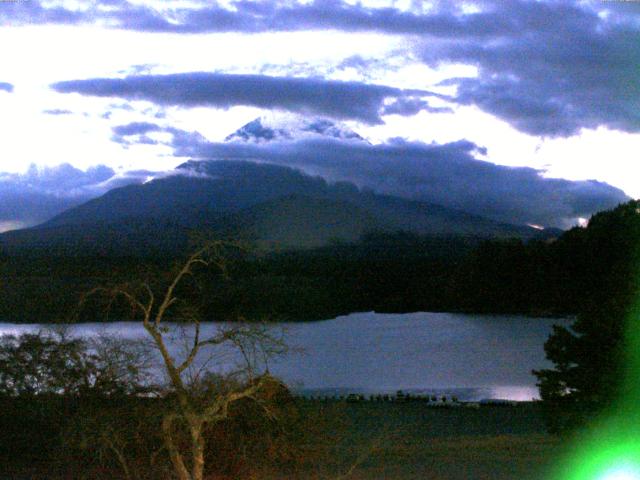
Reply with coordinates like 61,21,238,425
534,200,640,433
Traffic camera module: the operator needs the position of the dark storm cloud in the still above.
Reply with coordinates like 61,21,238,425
0,163,154,228
0,0,517,34
25,0,637,136
420,0,640,136
0,82,13,93
169,133,628,228
2,0,634,39
52,73,441,124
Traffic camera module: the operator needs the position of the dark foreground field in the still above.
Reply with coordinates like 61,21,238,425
2,400,562,480
272,401,562,480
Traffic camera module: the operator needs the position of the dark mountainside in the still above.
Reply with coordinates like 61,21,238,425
0,118,630,323
0,175,635,324
1,160,545,256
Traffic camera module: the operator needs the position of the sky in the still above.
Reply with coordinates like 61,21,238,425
0,0,639,231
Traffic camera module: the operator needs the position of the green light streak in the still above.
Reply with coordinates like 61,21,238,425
597,465,640,480
551,303,640,480
549,201,640,480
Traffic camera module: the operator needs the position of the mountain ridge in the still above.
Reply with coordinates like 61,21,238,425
0,160,556,255
2,116,559,253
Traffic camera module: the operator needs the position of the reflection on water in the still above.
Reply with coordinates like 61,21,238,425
0,312,570,401
489,386,539,402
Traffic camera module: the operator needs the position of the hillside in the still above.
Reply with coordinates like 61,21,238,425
0,160,548,255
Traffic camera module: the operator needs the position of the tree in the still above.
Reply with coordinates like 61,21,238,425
0,329,156,477
534,314,627,434
0,329,151,397
534,200,640,433
83,241,287,480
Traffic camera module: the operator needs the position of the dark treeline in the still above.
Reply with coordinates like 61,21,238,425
455,200,640,317
0,233,477,323
1,200,638,323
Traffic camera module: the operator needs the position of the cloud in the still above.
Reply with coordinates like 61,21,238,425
0,82,13,93
11,163,116,194
0,163,153,228
420,0,640,137
112,121,162,137
382,97,452,116
335,54,409,81
224,116,368,143
169,133,628,228
3,0,628,41
0,0,503,34
98,168,161,190
31,1,638,136
0,0,569,40
42,108,72,115
0,1,84,27
52,73,441,124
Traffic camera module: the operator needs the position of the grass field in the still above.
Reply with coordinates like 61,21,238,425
281,401,563,480
1,400,565,479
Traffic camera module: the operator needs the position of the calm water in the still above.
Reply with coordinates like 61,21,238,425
0,312,571,401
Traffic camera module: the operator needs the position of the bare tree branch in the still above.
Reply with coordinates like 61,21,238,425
80,241,285,480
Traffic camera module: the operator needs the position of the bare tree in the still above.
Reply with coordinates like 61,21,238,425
83,242,287,480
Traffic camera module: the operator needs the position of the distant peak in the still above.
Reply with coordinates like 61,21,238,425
224,117,290,143
224,114,368,144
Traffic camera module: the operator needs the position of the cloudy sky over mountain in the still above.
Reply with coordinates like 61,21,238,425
0,0,638,230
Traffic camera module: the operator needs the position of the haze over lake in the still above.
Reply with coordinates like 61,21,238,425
0,312,571,401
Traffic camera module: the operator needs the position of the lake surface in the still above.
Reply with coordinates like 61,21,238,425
0,312,571,401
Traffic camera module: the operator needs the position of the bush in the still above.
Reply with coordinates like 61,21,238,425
0,330,152,397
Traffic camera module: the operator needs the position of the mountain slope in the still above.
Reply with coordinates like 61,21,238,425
214,194,382,248
0,160,551,255
12,113,551,252
42,161,333,228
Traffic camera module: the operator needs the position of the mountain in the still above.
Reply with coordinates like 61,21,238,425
224,115,367,144
0,116,572,323
213,194,380,248
0,115,557,254
0,159,552,255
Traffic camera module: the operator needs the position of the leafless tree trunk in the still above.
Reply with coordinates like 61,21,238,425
84,242,286,480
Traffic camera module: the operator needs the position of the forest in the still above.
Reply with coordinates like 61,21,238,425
1,200,639,323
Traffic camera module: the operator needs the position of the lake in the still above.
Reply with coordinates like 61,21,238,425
0,312,571,401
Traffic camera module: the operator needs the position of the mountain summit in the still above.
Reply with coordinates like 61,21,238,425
224,114,367,144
